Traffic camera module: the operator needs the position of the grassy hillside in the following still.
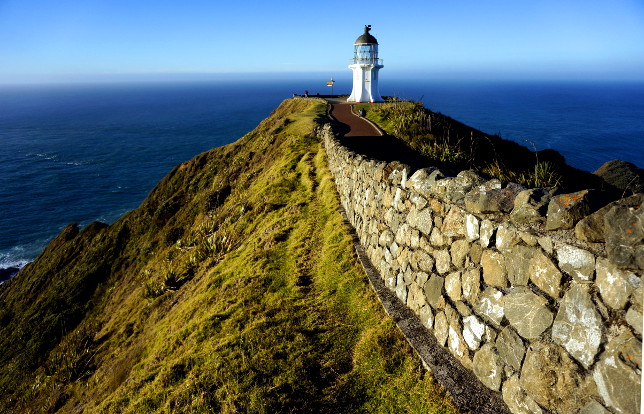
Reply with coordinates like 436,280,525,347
0,99,460,413
356,101,606,191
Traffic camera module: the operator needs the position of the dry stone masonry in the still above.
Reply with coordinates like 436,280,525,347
319,122,642,414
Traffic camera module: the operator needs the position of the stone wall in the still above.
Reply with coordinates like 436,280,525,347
319,123,642,414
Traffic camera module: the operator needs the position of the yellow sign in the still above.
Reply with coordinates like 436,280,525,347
326,82,334,86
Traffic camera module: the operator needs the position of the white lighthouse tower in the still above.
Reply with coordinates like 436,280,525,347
347,25,384,103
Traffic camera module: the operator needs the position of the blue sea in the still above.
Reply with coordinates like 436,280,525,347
1,78,643,272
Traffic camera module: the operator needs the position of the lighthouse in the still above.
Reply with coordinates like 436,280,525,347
347,25,384,103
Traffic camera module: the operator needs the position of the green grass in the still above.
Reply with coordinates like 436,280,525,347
0,99,461,414
356,101,568,188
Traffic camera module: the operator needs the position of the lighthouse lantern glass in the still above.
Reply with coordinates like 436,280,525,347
354,44,378,64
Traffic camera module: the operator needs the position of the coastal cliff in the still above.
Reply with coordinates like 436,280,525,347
0,100,459,413
1,97,641,414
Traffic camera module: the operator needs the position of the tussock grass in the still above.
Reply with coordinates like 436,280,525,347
0,99,461,414
356,101,570,188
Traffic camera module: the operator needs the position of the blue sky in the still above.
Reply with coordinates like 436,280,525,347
1,0,643,83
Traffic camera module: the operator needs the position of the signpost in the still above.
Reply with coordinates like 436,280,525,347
326,77,335,97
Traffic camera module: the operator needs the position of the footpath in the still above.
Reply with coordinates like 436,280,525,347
328,102,429,170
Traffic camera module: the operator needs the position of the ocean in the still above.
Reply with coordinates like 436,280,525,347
1,78,643,273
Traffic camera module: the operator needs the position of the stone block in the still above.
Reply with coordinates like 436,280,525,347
463,315,486,350
502,374,544,414
407,167,444,197
465,214,480,241
505,288,553,340
625,307,642,335
448,323,470,363
466,181,524,214
575,193,643,243
545,189,611,231
496,326,525,372
407,282,426,312
415,251,434,273
434,310,449,346
473,343,503,391
579,401,610,414
481,249,508,288
552,283,603,369
506,245,536,286
528,250,562,299
521,342,591,413
596,257,640,310
378,230,395,247
470,242,483,264
450,239,470,268
445,271,462,302
442,205,467,237
433,249,451,275
480,219,495,248
496,222,520,252
461,267,481,304
429,227,450,247
454,300,472,317
419,305,434,329
556,244,596,281
445,170,488,204
593,331,641,414
604,201,644,269
510,187,560,225
424,274,444,308
475,287,505,327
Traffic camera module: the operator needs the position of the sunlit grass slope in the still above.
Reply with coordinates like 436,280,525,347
0,99,460,413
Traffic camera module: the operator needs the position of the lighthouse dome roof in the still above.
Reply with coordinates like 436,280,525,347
355,25,378,44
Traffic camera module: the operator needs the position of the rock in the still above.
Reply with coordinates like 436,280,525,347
496,222,520,252
556,244,596,281
461,267,481,303
575,194,644,243
502,374,544,414
604,201,644,269
378,229,395,247
415,251,435,273
469,242,482,264
505,288,554,340
545,189,612,231
552,283,603,369
496,326,525,372
448,323,470,362
596,257,640,310
446,170,488,204
465,213,480,241
441,205,467,237
463,315,486,350
481,249,508,288
445,271,461,302
434,310,449,346
407,167,445,197
454,300,472,317
594,159,644,195
429,227,450,247
506,245,536,286
419,305,434,329
528,250,563,299
475,287,505,327
407,205,434,236
424,274,444,309
473,343,503,390
510,187,560,225
593,331,641,414
579,400,610,414
625,307,642,335
480,219,495,248
450,239,470,268
466,181,525,213
407,282,426,312
433,249,451,275
395,277,408,303
520,342,589,413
